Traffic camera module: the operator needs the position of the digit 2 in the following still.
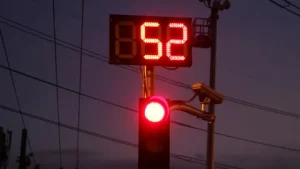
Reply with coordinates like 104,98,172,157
141,22,187,61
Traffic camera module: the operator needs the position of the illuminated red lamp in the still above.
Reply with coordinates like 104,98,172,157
144,96,169,123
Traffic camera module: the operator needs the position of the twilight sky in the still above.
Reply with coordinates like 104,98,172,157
0,0,300,169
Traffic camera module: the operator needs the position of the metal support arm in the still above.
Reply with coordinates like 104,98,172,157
169,101,215,123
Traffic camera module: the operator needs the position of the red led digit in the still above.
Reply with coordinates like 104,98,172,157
166,23,188,61
141,22,162,60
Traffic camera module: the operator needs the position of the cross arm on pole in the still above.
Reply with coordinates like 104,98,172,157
168,100,215,123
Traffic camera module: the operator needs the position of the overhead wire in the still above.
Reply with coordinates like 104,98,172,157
283,0,300,9
171,121,300,152
0,30,37,165
0,64,137,112
0,104,245,169
171,154,243,169
51,0,63,168
224,96,300,118
1,13,300,156
76,0,85,168
1,15,299,120
0,64,300,153
0,3,298,169
1,15,299,151
268,0,300,18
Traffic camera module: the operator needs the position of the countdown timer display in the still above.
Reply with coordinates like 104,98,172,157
109,14,192,67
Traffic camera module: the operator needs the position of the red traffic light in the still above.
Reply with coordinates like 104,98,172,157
144,96,169,123
138,96,170,169
145,102,165,122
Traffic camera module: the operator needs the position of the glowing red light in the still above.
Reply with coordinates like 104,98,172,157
166,23,187,61
141,22,162,60
144,101,166,122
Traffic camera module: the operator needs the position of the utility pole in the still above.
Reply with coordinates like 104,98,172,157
206,3,218,169
205,1,230,169
18,129,27,169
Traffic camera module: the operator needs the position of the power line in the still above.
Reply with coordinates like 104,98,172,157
0,17,140,74
268,0,300,18
52,0,63,168
0,64,299,153
1,15,298,119
224,96,300,118
0,15,106,61
171,154,235,169
0,64,137,112
171,154,243,169
0,30,37,165
0,4,297,169
171,121,300,152
76,0,85,168
0,15,185,90
0,104,245,169
283,0,300,10
1,16,299,119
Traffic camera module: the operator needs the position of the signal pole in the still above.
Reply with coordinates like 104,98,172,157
142,66,155,98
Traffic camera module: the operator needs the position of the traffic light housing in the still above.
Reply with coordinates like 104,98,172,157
138,96,170,169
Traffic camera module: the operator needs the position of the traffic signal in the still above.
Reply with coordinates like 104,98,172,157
109,14,193,67
138,96,170,169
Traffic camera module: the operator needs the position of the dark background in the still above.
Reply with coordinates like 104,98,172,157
0,0,300,169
